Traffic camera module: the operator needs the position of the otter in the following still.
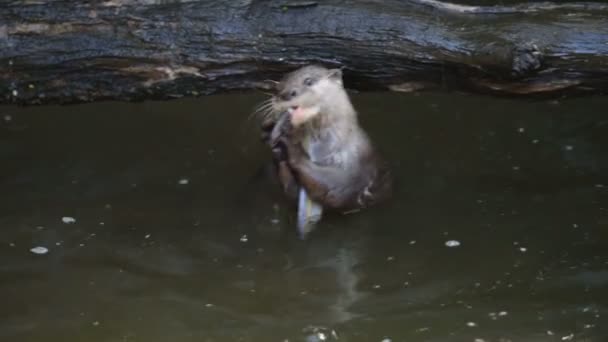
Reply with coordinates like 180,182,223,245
256,65,392,216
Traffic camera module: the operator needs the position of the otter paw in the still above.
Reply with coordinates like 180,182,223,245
271,142,288,162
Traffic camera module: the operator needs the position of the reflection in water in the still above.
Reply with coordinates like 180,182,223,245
1,93,608,341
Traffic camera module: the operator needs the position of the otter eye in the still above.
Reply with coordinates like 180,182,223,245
303,77,314,86
290,90,297,98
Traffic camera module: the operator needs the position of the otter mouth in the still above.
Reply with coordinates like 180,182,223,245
287,105,320,126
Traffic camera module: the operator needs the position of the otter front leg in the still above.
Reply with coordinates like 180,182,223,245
266,112,299,201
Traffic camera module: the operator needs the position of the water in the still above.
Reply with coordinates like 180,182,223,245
1,92,607,341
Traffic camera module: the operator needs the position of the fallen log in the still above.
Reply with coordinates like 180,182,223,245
1,0,608,104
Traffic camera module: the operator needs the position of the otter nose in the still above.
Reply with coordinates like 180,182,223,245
280,90,297,101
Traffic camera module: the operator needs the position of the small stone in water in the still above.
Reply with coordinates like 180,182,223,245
30,246,49,255
3,114,12,122
517,127,525,133
445,240,460,247
12,90,18,97
92,321,100,326
561,333,574,340
519,247,527,253
144,234,151,239
532,139,539,144
381,339,392,342
409,240,416,245
178,178,189,185
466,322,477,327
62,216,76,224
240,234,248,242
564,145,574,151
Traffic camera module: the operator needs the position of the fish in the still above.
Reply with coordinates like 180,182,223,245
270,111,323,238
296,133,323,238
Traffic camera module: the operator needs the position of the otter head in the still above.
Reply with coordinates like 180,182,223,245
271,65,352,127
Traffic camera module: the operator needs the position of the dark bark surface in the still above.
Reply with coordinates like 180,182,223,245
1,0,608,104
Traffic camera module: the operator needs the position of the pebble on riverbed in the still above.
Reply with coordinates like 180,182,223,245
30,246,49,255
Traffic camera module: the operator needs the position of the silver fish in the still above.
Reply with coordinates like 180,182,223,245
270,111,323,238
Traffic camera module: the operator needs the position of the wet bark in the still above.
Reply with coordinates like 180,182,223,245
1,0,608,104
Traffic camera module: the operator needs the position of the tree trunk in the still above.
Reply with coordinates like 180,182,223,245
1,0,608,104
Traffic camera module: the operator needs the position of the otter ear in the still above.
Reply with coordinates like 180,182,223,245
327,68,343,82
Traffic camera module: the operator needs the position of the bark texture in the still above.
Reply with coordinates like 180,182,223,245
1,0,608,104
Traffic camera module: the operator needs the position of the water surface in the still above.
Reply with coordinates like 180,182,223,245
1,92,607,341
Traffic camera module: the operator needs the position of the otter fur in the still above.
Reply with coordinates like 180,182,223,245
256,65,392,212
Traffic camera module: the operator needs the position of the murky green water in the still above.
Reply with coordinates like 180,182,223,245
1,92,607,341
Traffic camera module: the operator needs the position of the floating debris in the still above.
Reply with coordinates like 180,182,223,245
62,216,76,224
92,321,100,326
561,333,574,340
564,145,574,151
12,89,18,97
445,240,461,247
381,338,392,342
178,178,189,185
144,234,151,239
30,246,49,255
3,114,12,122
386,256,395,261
240,234,248,242
517,127,525,133
532,139,540,144
466,321,477,327
519,247,527,253
512,165,521,171
409,240,417,245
